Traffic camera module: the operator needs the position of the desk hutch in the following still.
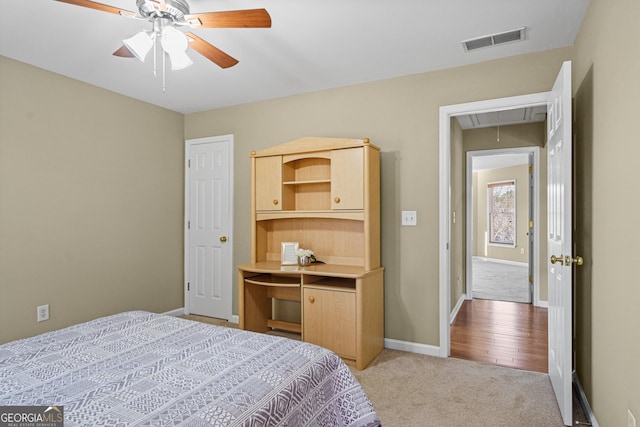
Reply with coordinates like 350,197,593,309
237,137,384,370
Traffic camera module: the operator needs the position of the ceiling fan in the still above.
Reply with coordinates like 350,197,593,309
56,0,271,70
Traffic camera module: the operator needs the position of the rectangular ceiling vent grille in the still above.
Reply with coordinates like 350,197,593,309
462,27,526,52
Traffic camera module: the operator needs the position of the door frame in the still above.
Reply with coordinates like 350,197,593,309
439,92,548,356
184,134,234,320
465,147,541,307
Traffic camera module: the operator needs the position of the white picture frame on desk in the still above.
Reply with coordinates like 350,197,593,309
281,242,299,265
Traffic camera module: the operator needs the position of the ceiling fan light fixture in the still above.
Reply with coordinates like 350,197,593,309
167,50,193,70
123,31,153,61
161,26,193,70
56,0,272,80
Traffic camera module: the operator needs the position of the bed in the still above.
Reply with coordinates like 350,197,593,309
0,311,380,426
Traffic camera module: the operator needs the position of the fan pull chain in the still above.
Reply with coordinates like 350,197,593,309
153,39,157,77
162,47,167,93
152,23,158,78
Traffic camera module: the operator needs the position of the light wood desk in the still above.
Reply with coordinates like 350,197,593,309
238,261,384,370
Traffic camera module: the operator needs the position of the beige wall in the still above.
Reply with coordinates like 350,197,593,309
573,0,640,425
185,47,572,345
0,57,185,344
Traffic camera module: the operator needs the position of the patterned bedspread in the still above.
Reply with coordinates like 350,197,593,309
0,311,380,427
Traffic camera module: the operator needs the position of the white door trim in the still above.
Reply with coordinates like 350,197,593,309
439,92,549,357
184,135,234,320
465,147,541,307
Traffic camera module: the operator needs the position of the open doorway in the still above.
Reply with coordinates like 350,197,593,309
439,92,550,360
467,149,535,305
446,111,549,373
451,142,548,373
440,62,576,424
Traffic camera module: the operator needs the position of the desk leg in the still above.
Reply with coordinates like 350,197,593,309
239,277,271,333
238,272,246,330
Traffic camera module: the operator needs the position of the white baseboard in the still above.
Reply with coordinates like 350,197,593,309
384,338,441,357
450,293,466,324
163,307,186,317
574,373,599,427
537,300,548,308
229,315,239,325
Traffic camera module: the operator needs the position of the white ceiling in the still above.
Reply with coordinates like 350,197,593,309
0,0,589,114
457,105,547,130
472,153,529,172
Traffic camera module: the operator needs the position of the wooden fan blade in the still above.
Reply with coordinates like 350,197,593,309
185,32,239,69
185,9,271,29
113,45,135,58
55,0,136,17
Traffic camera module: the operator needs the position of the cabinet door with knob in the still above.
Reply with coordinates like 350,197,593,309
255,156,282,211
331,148,363,210
303,287,356,358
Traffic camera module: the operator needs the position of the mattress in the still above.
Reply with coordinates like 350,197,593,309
0,311,380,426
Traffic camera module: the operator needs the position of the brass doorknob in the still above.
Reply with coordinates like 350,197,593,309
550,255,563,264
308,296,315,303
334,197,340,204
273,199,279,205
220,236,227,243
566,255,584,266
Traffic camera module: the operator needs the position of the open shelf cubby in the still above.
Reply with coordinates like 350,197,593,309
282,156,331,211
303,276,356,291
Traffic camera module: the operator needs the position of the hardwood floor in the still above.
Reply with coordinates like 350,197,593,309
450,299,548,373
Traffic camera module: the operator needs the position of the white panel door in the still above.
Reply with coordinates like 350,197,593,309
186,136,232,320
547,61,573,426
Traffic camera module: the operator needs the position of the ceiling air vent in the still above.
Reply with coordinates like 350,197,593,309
462,27,526,52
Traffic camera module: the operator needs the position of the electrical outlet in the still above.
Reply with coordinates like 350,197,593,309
401,210,417,226
521,247,525,254
37,304,49,322
629,409,637,427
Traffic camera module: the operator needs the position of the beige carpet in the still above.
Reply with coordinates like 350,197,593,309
180,315,566,426
351,349,564,427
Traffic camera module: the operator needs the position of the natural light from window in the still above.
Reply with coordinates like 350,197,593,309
488,180,516,247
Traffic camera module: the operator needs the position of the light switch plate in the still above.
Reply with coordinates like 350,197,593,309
402,211,417,226
37,304,49,322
